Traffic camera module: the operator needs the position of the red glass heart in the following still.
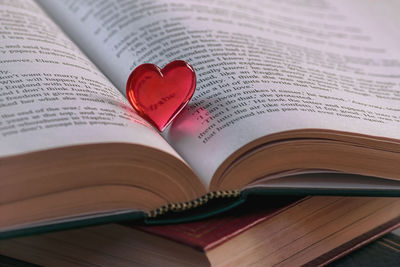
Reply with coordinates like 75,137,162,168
126,60,196,131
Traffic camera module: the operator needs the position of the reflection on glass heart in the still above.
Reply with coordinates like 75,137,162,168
126,60,196,131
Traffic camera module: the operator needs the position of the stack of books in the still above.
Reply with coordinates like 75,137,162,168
2,231,400,267
1,0,400,265
1,195,400,266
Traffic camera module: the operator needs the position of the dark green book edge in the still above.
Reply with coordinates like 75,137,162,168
2,185,400,240
144,172,400,224
0,192,245,240
0,254,39,267
307,216,400,266
328,232,400,266
144,186,400,225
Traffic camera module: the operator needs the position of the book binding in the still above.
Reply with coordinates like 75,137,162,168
146,190,240,218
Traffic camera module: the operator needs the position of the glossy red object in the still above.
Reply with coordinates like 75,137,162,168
126,60,196,131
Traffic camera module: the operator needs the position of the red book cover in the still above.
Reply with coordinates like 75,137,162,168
133,196,304,251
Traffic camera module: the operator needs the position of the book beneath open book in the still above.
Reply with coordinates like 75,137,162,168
1,0,400,238
1,196,400,266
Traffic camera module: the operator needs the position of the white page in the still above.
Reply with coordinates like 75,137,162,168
37,0,400,186
0,0,178,158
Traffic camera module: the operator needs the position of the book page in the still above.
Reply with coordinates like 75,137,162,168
0,0,178,158
37,0,400,185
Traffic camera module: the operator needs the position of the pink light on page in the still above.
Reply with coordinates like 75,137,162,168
168,105,212,144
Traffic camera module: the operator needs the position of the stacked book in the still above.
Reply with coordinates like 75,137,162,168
1,195,400,266
1,0,400,265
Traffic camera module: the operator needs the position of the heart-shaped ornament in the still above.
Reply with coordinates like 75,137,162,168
126,60,196,131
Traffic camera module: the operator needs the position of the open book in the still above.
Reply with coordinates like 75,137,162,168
1,0,400,238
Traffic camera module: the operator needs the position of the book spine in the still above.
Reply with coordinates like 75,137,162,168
147,190,240,218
